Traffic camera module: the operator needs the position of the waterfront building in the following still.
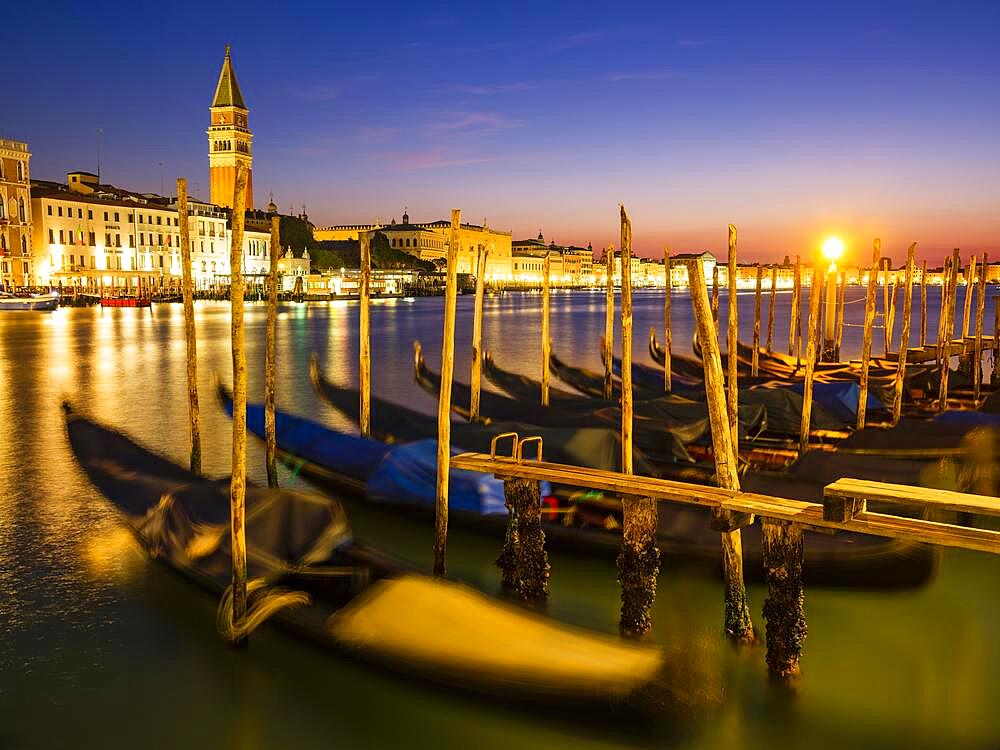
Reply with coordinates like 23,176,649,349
316,211,514,279
667,251,716,288
30,172,271,289
0,139,33,287
511,232,596,286
277,246,310,291
208,45,254,209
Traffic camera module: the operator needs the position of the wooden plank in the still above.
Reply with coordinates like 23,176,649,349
824,477,1000,518
450,453,1000,554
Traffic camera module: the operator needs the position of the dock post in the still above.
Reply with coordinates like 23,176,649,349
974,253,988,402
892,244,917,424
835,271,846,361
176,178,201,475
939,249,961,409
993,297,1000,385
227,164,250,645
496,476,550,602
920,260,928,348
359,231,372,437
617,205,660,638
857,239,881,430
433,209,461,576
663,248,672,391
685,258,754,644
752,264,762,376
882,260,892,356
727,225,739,455
469,243,487,420
712,265,720,324
937,255,951,368
766,265,777,354
959,254,979,378
604,245,614,400
790,255,802,362
264,215,280,487
800,252,824,454
762,520,806,683
541,251,551,406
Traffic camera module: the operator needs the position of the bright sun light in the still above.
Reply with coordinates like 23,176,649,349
822,237,844,261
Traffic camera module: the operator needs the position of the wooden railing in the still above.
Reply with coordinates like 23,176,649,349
452,433,1000,682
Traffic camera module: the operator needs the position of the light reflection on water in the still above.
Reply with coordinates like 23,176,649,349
0,289,997,748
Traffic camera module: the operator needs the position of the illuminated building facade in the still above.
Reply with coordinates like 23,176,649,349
30,172,271,289
0,139,33,287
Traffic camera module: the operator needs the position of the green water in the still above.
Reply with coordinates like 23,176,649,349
0,290,997,748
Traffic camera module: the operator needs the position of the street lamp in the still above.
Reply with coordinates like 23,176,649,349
821,237,844,361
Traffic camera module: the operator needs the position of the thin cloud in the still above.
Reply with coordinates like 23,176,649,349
395,150,505,171
359,126,399,145
429,111,525,132
440,81,538,96
605,70,679,82
553,29,609,51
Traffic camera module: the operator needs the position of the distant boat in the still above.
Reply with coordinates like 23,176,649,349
0,291,59,311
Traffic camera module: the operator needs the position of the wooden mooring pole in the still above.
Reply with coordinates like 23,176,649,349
800,252,824,454
974,253,988,402
227,164,250,645
766,265,777,354
604,245,614,400
712,265,720,324
761,520,806,683
685,258,754,644
790,255,801,362
359,231,372,437
835,271,846,360
857,239,881,430
617,205,660,638
496,470,550,602
920,259,928,348
433,209,461,576
264,215,280,487
727,225,739,455
892,243,916,424
752,264,762,376
993,297,1000,385
939,249,961,409
663,248,672,392
469,243,487,420
882,260,892,357
176,178,201,474
937,255,951,367
962,254,977,340
541,251,551,406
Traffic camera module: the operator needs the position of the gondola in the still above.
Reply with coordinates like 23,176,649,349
65,404,680,708
307,358,938,588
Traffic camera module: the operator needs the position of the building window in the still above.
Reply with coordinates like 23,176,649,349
47,205,52,216
139,215,143,224
127,214,134,223
16,162,24,181
78,209,83,219
57,206,63,217
158,234,163,246
58,230,64,243
48,228,54,243
115,234,121,247
18,199,25,222
88,210,93,220
103,212,108,221
105,233,111,246
156,216,161,225
89,232,95,246
114,212,120,222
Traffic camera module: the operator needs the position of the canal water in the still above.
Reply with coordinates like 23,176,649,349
1,287,998,748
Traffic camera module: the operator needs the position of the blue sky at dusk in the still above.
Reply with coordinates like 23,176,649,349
5,1,999,262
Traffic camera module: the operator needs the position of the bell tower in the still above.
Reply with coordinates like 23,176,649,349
208,45,253,209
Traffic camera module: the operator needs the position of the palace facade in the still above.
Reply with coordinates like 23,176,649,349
0,139,33,287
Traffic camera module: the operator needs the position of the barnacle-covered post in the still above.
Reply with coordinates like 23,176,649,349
264,215,280,486
176,178,201,474
686,257,754,644
857,239,881,430
617,205,660,638
227,163,250,645
433,209,461,576
891,243,917,424
761,520,806,683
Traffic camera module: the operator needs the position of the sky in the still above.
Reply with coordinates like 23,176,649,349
5,1,1000,263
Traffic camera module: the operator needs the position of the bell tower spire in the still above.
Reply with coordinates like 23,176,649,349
208,44,253,209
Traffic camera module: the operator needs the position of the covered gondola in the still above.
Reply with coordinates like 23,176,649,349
65,405,681,707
